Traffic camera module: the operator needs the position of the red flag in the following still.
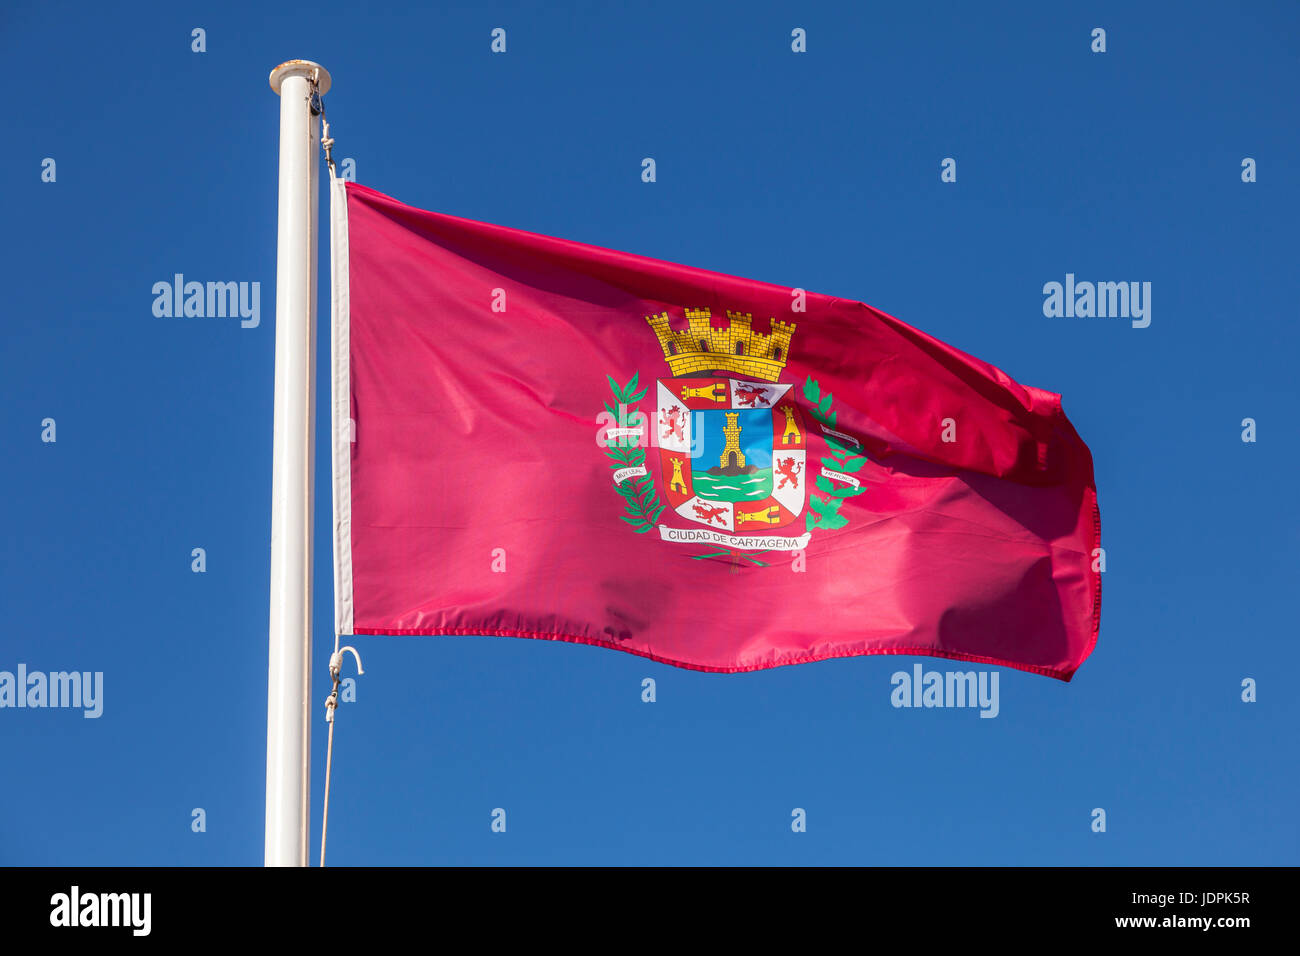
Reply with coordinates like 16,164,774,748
330,181,1100,680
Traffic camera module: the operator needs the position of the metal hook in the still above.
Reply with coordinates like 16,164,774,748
329,645,364,680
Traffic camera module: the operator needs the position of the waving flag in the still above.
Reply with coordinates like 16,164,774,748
329,180,1100,680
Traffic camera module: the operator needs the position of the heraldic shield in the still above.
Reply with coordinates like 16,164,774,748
655,376,808,533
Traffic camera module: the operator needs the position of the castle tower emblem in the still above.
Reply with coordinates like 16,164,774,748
720,413,746,470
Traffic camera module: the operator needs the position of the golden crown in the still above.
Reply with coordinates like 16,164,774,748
645,308,795,382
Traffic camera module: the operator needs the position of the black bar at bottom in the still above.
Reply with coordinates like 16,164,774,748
0,866,1283,941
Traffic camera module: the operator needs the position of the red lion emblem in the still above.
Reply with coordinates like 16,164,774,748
692,502,728,525
776,457,803,489
734,384,772,408
659,405,687,442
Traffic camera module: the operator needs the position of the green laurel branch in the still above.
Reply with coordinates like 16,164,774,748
803,376,866,533
605,373,662,533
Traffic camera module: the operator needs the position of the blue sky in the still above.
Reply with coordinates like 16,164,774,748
1,1,1297,865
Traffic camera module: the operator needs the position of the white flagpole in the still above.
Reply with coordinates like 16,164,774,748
265,59,330,867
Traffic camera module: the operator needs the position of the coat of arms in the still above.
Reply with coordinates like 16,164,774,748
600,307,864,566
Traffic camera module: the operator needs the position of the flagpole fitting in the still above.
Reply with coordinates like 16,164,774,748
324,646,363,723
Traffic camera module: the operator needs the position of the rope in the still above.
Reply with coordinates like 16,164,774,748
312,70,351,866
311,68,337,178
320,644,363,867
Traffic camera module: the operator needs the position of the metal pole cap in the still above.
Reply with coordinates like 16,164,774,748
269,59,331,95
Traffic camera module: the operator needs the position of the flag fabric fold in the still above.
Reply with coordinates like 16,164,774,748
330,179,1101,680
